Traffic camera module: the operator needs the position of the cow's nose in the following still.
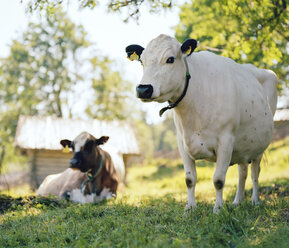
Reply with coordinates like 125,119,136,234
136,84,153,99
70,158,79,166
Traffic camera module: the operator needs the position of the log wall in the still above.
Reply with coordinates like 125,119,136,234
28,150,72,187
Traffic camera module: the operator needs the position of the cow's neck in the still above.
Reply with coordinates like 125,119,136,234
92,150,104,176
159,56,191,117
173,70,202,133
80,152,104,193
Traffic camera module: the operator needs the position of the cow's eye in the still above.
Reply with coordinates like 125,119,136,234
166,57,175,64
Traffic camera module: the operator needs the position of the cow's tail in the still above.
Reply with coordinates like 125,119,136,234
262,69,278,116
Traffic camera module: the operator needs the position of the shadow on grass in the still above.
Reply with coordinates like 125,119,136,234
2,177,288,215
226,177,289,203
0,178,288,248
0,194,69,214
142,163,184,181
142,160,214,181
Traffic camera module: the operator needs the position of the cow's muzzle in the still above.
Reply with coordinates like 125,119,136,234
70,158,80,167
69,152,82,169
136,84,153,99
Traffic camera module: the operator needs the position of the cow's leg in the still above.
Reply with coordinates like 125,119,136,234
184,158,197,211
232,163,248,205
213,133,234,213
251,155,262,205
178,136,197,210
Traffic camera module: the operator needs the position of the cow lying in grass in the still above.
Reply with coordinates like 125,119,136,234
37,132,118,203
126,34,277,213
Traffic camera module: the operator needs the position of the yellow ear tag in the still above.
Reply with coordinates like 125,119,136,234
184,46,192,56
62,145,70,153
129,51,139,61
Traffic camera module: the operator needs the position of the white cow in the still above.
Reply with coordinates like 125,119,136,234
126,34,277,213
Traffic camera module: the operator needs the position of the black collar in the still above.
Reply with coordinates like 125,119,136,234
80,154,103,193
159,56,191,117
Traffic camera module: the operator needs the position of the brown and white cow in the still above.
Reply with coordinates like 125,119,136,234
37,132,118,203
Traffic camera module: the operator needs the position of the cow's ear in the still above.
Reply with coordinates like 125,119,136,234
181,39,197,56
125,45,144,61
95,136,109,145
60,139,72,148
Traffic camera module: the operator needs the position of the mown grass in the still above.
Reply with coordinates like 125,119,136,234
0,138,289,247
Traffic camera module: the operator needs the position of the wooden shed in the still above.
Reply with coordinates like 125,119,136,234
15,115,140,188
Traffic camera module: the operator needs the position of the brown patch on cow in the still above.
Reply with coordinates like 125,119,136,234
83,149,118,196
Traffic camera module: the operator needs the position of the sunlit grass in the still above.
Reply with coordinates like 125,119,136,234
0,137,288,247
120,137,289,206
2,184,34,197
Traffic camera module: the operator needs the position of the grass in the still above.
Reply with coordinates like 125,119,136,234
0,137,289,247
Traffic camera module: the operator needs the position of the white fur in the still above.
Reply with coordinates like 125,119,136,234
136,34,278,212
69,187,113,204
37,168,85,197
73,132,90,152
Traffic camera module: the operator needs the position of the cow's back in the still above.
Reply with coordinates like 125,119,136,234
241,63,278,115
37,172,64,196
37,168,86,198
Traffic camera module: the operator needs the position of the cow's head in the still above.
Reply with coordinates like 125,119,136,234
60,132,109,173
126,34,197,103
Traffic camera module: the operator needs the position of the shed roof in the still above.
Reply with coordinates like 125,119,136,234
15,115,140,155
274,109,289,122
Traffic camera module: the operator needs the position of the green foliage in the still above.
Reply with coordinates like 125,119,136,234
132,112,178,159
0,137,288,247
0,143,29,175
151,113,178,151
133,119,155,158
86,56,134,120
24,0,174,22
0,8,91,172
0,7,135,170
175,0,289,87
0,8,88,142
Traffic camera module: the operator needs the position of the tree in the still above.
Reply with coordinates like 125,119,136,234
0,8,91,172
0,8,89,144
0,6,138,139
23,0,173,22
0,7,138,170
151,113,177,151
175,0,288,87
86,56,134,120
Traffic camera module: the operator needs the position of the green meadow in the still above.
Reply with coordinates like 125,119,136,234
0,137,288,247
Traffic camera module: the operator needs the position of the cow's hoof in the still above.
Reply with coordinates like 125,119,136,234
232,195,245,206
185,203,196,214
62,191,71,200
232,199,243,206
252,198,260,205
213,205,223,214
